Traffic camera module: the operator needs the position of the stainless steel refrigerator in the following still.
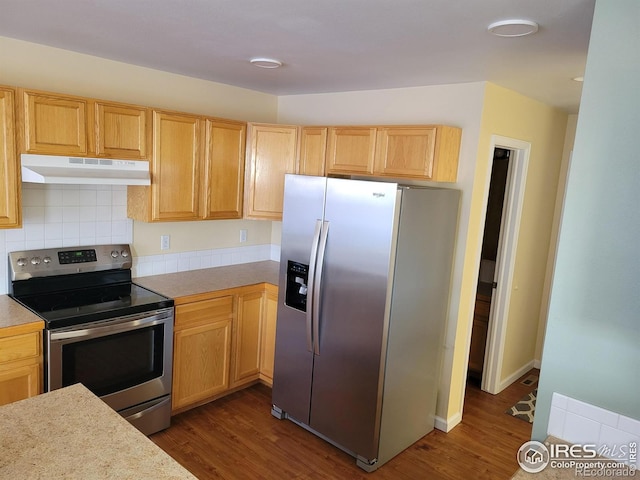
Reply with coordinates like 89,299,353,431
271,174,459,472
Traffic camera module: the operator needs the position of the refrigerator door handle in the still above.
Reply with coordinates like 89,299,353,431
312,220,330,355
306,219,323,352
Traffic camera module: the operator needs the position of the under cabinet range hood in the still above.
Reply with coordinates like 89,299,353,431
20,154,151,186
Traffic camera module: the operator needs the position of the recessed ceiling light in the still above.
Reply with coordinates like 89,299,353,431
488,19,539,37
250,58,282,69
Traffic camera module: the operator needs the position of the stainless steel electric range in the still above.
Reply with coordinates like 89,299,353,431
8,244,174,436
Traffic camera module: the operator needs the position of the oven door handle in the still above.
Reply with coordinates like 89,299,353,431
49,309,172,341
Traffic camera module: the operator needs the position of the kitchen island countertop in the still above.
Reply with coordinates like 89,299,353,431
134,260,279,300
0,383,197,479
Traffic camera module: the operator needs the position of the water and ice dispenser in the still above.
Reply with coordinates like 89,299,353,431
285,261,309,312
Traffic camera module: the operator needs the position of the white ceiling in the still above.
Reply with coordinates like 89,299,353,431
0,0,595,113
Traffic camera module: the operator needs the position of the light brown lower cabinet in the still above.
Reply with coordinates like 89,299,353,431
172,295,234,411
259,284,279,385
171,284,278,414
0,330,42,406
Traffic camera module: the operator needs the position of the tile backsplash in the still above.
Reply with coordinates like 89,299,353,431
1,183,280,295
0,184,132,294
548,392,639,466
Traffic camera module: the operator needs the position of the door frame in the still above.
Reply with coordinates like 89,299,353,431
480,135,531,394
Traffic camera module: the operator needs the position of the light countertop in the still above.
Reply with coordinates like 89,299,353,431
0,383,197,479
134,260,279,300
0,295,43,338
0,261,279,336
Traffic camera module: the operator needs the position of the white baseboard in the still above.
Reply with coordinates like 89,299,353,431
498,360,536,393
434,412,462,433
533,358,542,369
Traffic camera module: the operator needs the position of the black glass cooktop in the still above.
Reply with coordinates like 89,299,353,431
13,282,173,329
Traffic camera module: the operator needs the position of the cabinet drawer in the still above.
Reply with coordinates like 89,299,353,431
0,332,40,364
175,295,234,329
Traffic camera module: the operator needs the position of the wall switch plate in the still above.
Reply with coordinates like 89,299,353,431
239,229,247,243
161,235,170,250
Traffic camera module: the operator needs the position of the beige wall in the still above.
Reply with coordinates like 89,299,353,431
472,84,568,387
0,36,279,256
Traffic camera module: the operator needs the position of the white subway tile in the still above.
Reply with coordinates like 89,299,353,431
62,223,80,240
563,411,602,445
79,190,97,206
22,188,45,207
62,189,80,206
79,206,98,222
97,190,112,206
45,223,64,240
566,397,619,428
62,206,80,223
25,224,45,242
547,405,567,438
618,416,640,436
96,206,112,220
44,206,64,223
45,188,64,207
23,206,46,224
25,239,45,250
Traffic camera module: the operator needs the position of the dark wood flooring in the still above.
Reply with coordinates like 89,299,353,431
151,370,538,479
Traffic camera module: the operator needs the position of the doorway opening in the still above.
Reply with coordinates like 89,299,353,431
467,147,510,385
467,135,531,396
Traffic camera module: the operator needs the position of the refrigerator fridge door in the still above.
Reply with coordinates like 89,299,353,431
272,175,327,424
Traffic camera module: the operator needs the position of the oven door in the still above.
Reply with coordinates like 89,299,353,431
46,307,174,412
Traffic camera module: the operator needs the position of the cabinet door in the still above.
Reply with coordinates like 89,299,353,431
326,127,376,175
259,286,278,385
20,90,88,155
0,87,21,228
374,126,461,181
231,289,263,387
152,111,202,221
172,296,234,411
203,119,246,219
299,127,327,176
244,124,299,220
95,102,149,159
0,363,40,406
0,330,42,405
374,127,436,178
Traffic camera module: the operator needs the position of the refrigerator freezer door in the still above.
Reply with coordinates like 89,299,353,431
308,177,399,461
272,175,327,424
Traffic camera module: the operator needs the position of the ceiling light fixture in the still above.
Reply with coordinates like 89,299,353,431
250,58,282,69
488,19,539,37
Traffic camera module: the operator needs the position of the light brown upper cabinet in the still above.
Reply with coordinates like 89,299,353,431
0,86,21,229
128,113,246,222
299,127,327,176
326,127,377,175
129,110,202,222
95,102,149,159
202,119,246,219
17,88,150,160
374,125,461,182
244,123,299,220
324,125,461,182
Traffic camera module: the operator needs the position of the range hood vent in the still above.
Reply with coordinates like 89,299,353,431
21,154,151,186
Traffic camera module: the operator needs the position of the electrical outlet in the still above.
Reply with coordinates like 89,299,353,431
239,229,247,243
160,235,170,250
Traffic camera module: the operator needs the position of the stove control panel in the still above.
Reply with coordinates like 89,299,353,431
8,244,132,281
